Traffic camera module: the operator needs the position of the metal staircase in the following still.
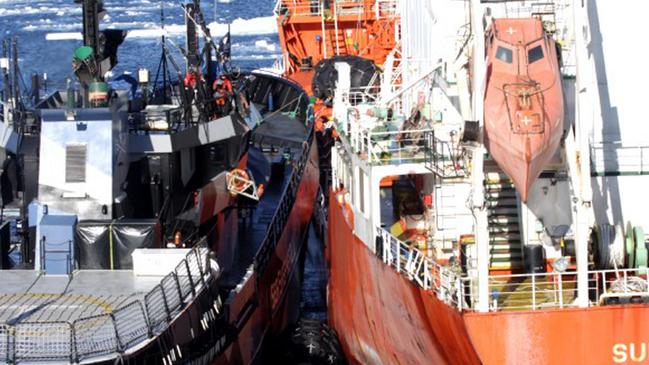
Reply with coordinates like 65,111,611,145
484,161,523,271
325,26,348,56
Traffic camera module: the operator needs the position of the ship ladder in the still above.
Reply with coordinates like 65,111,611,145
484,160,524,272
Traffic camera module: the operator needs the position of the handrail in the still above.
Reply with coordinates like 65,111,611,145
254,119,316,275
590,142,649,175
274,0,323,17
340,117,462,173
274,1,397,20
0,240,216,363
481,267,649,311
375,224,649,312
376,226,464,309
374,0,398,19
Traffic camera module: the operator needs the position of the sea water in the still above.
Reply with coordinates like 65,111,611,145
0,0,280,90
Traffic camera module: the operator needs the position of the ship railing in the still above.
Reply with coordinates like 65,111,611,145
0,240,218,364
374,0,398,19
595,267,649,305
345,87,380,105
590,142,649,175
341,110,434,165
254,125,315,276
273,0,385,20
342,120,461,172
274,0,323,17
475,267,649,311
425,131,466,178
376,226,465,308
333,0,371,16
483,271,586,311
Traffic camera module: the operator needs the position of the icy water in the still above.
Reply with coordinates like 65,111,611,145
0,0,280,90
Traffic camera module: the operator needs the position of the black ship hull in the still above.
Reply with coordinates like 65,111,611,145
84,73,319,365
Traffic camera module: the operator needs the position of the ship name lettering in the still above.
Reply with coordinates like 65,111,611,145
613,343,647,363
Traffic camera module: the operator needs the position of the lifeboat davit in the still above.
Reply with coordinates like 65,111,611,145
483,18,564,202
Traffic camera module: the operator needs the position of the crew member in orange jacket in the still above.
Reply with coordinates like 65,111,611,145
213,74,233,116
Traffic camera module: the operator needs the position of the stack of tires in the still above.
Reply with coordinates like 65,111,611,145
276,318,346,365
311,56,379,106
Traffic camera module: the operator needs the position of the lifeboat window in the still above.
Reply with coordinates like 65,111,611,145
496,46,513,63
528,45,544,64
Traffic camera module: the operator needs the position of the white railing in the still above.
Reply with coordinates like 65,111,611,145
333,0,366,16
483,267,649,311
374,0,398,19
375,222,649,312
597,267,649,304
347,85,381,104
486,270,586,311
376,227,465,309
345,125,433,165
590,142,649,175
340,116,463,174
274,1,397,18
274,0,323,17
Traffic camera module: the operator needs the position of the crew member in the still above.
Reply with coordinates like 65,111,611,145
213,74,233,116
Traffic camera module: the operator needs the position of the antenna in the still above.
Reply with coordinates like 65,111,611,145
161,0,168,102
151,0,172,104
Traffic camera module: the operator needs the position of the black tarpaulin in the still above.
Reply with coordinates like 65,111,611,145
75,219,161,270
0,221,10,269
251,113,308,149
76,221,110,269
246,146,271,187
111,219,161,269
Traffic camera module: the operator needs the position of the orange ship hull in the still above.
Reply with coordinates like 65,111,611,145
483,18,564,201
328,193,649,365
465,305,649,365
327,192,481,364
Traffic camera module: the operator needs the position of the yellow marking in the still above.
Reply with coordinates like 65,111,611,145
0,293,114,313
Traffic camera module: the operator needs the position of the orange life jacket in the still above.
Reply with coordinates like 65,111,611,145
213,78,233,106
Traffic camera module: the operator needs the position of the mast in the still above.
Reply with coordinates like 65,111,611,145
185,2,200,71
1,40,9,125
1,40,8,104
80,0,101,55
11,38,20,131
161,0,168,102
11,38,19,110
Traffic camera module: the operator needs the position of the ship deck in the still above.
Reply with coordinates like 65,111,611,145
0,270,159,324
489,275,578,310
220,155,294,289
220,111,306,288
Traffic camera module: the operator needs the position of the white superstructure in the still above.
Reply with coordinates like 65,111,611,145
328,0,649,313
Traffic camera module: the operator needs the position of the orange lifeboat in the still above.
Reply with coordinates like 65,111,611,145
483,18,564,202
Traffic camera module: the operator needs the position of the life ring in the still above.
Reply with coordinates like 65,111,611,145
228,168,250,194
